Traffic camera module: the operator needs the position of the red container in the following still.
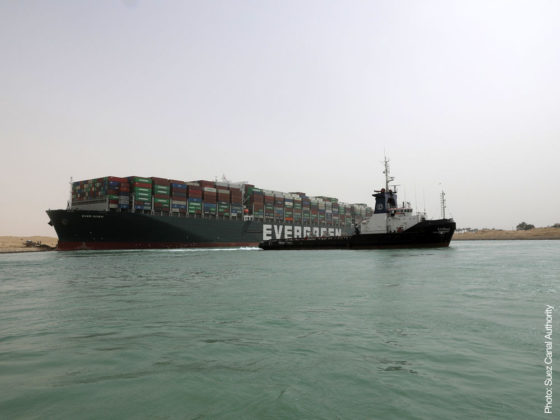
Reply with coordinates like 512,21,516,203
218,189,230,202
203,188,216,202
132,182,152,189
198,180,216,188
151,177,169,186
108,176,129,183
230,189,242,203
251,193,264,204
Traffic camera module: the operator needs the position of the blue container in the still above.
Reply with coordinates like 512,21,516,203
171,204,187,209
203,203,217,214
171,183,187,190
231,204,243,214
189,197,202,203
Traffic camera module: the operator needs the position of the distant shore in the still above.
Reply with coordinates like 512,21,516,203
454,227,560,241
0,236,58,253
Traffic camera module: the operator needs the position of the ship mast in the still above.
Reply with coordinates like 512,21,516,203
383,156,394,191
382,157,395,234
440,190,447,219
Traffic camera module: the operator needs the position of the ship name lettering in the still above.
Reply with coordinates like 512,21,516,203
263,224,343,240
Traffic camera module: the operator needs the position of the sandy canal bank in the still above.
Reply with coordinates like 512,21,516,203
0,236,58,253
454,227,560,240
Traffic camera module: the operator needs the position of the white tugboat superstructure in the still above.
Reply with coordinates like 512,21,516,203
359,157,426,235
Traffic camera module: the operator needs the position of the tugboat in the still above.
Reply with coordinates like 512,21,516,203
259,159,455,250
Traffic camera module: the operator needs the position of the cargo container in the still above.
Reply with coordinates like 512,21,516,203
188,197,202,215
198,180,216,188
218,201,230,216
230,188,242,204
203,202,217,215
187,185,202,199
231,204,243,215
202,187,217,203
217,189,230,203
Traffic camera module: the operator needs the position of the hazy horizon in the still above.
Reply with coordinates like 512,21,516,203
1,0,559,236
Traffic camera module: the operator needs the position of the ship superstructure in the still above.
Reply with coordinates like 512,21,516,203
359,157,426,235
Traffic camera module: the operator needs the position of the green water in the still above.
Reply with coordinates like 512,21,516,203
0,241,558,419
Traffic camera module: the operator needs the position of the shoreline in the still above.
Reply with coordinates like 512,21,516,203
0,236,58,254
453,227,560,241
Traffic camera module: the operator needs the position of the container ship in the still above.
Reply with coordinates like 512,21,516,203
47,176,371,250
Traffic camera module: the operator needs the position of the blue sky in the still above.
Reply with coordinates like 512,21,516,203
1,0,559,235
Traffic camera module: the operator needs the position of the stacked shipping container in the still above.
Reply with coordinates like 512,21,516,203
250,189,264,218
263,190,274,219
71,176,373,226
128,176,152,211
274,193,284,221
230,187,243,216
217,186,230,217
170,180,187,213
72,176,129,209
187,182,202,215
202,187,217,215
152,177,170,213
